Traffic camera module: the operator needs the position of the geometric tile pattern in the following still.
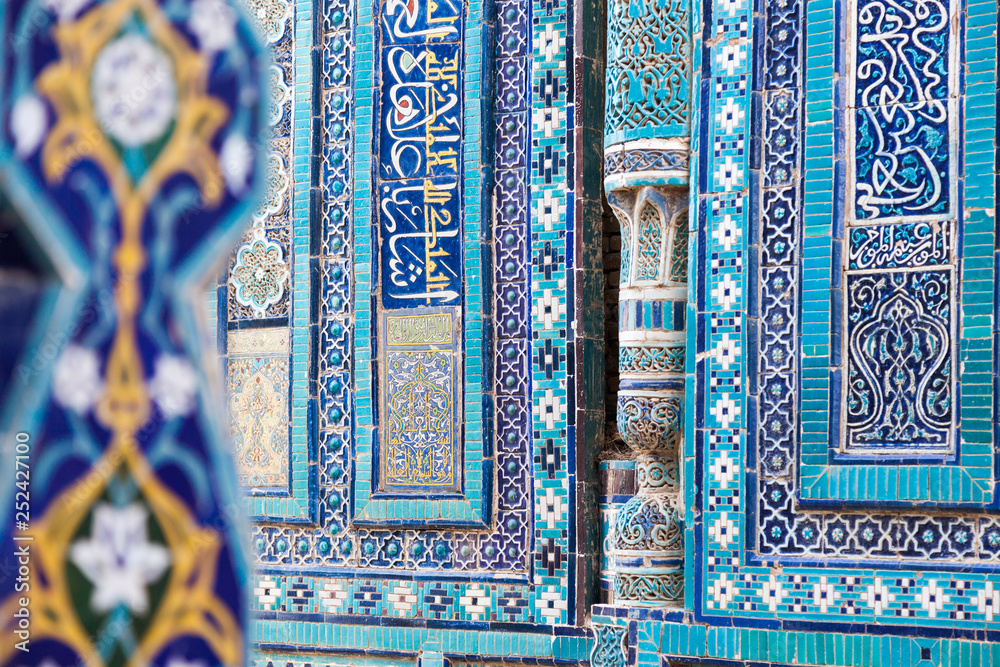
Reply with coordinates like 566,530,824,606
693,0,1000,638
243,0,587,650
218,0,1000,661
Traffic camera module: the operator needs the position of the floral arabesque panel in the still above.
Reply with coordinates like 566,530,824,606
383,313,460,491
229,0,294,322
229,328,291,490
604,0,691,146
848,0,955,222
792,0,987,504
840,0,960,459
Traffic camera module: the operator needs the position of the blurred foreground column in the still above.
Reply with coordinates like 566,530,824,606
0,0,268,664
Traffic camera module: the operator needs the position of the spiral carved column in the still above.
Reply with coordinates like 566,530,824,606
604,0,691,609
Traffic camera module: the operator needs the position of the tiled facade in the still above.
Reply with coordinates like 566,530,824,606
0,0,998,665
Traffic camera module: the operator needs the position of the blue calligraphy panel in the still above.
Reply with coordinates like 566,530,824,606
379,176,463,308
841,0,958,457
375,0,465,493
849,0,955,221
379,44,463,180
380,0,463,45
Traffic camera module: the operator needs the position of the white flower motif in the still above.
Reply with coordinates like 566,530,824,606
69,503,170,614
533,106,565,139
712,332,740,371
715,98,744,135
536,189,565,232
534,388,565,431
42,0,92,21
52,346,103,414
715,155,744,191
710,394,740,429
149,355,198,417
221,134,254,196
865,577,889,616
711,273,741,311
11,95,47,158
533,288,566,330
188,0,237,53
92,36,177,147
709,450,736,489
709,511,735,548
538,24,565,62
713,213,741,252
716,42,746,77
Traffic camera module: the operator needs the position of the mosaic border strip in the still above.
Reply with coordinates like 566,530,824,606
748,0,1000,565
694,0,1000,635
592,611,1000,666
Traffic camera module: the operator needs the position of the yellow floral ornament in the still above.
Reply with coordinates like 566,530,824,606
0,0,258,665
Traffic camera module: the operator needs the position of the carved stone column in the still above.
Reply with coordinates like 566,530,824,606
604,0,691,608
608,188,688,607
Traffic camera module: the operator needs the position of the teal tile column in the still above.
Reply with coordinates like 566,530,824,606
604,0,693,609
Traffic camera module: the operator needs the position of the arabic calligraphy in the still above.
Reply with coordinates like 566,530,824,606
376,0,464,492
378,0,463,308
387,312,453,345
850,0,954,221
380,176,462,307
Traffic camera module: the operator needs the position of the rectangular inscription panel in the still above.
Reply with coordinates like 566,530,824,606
376,0,464,493
382,310,461,492
841,0,958,456
228,328,291,490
